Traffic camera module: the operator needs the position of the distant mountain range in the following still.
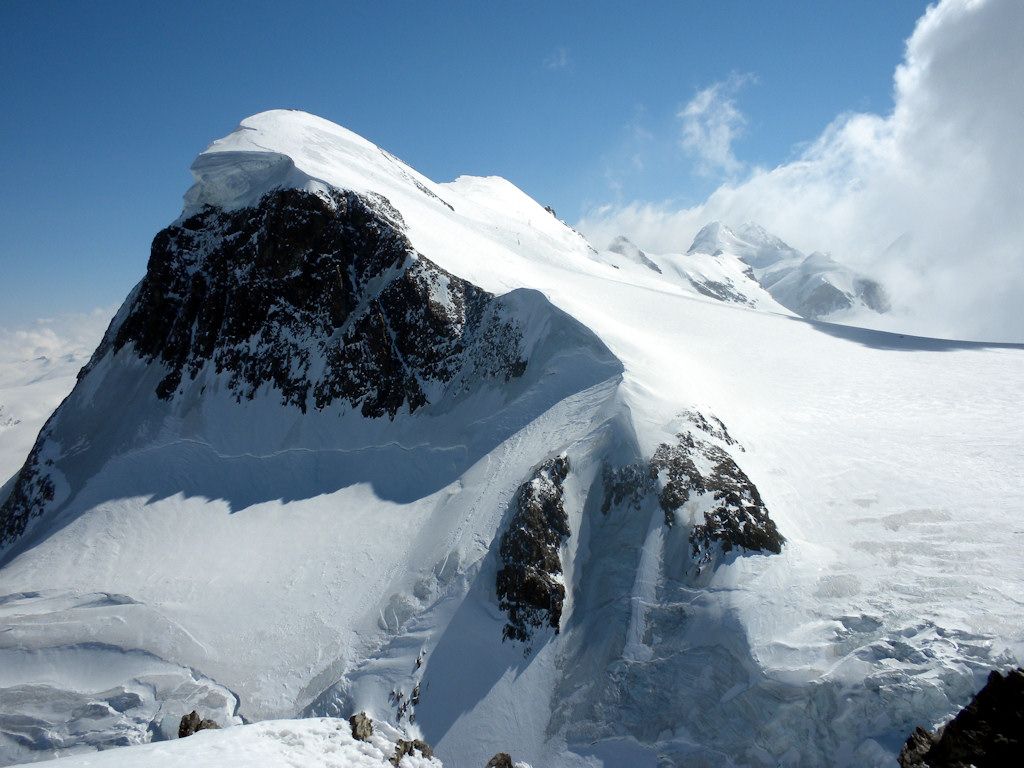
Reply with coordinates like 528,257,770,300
601,221,890,322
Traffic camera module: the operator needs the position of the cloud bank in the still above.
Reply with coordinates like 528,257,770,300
0,307,115,366
578,0,1024,341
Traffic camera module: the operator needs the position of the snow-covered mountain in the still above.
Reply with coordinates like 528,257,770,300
593,222,887,323
594,234,785,313
686,221,891,320
2,110,1023,768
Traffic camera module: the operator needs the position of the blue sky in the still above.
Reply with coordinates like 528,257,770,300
1,0,931,325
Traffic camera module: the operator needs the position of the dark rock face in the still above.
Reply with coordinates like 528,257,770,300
680,409,738,447
649,434,708,527
602,412,783,569
392,738,433,765
496,456,571,644
178,710,219,738
0,439,56,548
901,726,937,767
601,463,653,515
114,188,526,416
349,711,373,742
651,432,783,560
485,753,514,768
899,668,1024,768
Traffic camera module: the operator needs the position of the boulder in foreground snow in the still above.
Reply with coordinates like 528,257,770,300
350,711,374,741
178,710,220,738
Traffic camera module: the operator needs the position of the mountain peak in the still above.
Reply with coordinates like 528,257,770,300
607,235,662,273
687,220,803,269
183,110,450,218
686,221,736,256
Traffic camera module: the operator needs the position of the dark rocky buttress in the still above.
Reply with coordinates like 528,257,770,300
112,187,526,416
0,187,528,549
651,433,783,560
496,455,571,644
602,411,783,568
0,440,57,549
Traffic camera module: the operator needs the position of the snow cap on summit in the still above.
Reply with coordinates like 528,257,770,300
687,221,802,268
687,221,732,255
183,109,445,217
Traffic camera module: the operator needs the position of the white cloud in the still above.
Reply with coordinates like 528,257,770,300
0,307,116,365
678,73,753,176
578,0,1024,341
544,47,570,70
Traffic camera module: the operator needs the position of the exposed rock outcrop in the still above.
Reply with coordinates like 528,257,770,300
652,431,783,559
680,409,738,447
485,753,514,768
601,462,654,515
0,440,56,548
601,413,783,569
686,275,754,306
392,737,433,765
114,187,526,415
178,710,220,738
899,668,1024,767
349,711,373,741
496,455,571,644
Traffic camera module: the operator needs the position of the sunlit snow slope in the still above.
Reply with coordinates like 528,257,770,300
2,110,1022,768
7,718,443,768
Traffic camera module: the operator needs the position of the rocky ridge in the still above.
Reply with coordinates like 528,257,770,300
496,455,572,644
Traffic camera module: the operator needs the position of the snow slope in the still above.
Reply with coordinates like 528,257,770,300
2,110,1023,768
5,718,442,768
